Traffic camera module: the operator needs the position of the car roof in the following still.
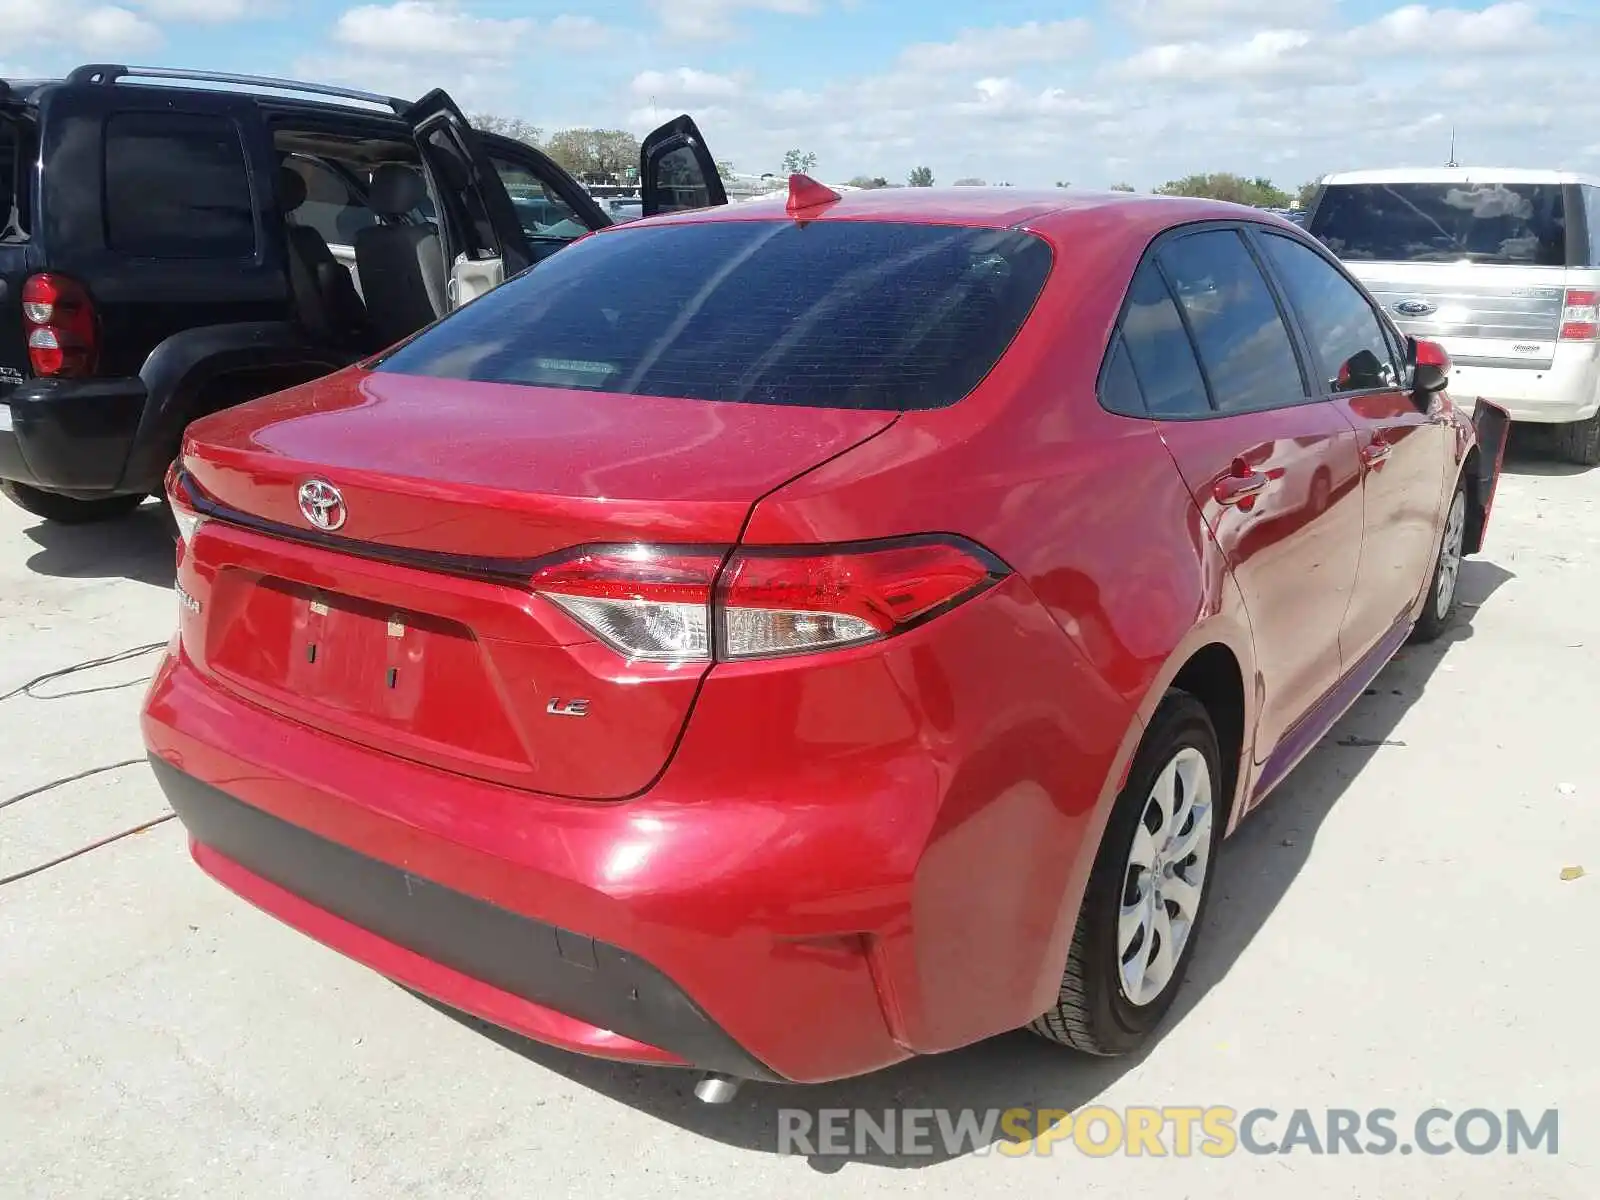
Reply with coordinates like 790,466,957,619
634,185,1302,239
1323,167,1600,186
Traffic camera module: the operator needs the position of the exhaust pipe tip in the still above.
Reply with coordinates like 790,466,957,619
694,1073,743,1104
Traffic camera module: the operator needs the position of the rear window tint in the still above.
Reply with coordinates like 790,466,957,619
1310,182,1566,266
376,220,1053,410
105,113,255,259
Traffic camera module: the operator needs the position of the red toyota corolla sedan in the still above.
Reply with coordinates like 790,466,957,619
142,183,1509,1097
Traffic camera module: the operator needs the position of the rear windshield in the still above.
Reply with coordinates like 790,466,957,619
377,220,1053,410
1309,182,1566,266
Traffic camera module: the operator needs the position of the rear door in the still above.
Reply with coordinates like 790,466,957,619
403,90,532,305
479,132,610,265
1254,228,1452,662
640,115,727,218
1128,227,1365,766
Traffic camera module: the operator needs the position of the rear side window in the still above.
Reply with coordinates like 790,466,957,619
1119,262,1209,417
1159,230,1305,414
377,220,1053,410
1259,232,1398,393
1310,182,1566,266
106,113,255,258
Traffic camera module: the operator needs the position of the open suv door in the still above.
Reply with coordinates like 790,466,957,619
406,93,728,307
641,115,727,217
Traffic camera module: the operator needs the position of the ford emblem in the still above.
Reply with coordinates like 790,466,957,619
1395,299,1436,317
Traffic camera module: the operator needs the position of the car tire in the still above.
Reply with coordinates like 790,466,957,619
1556,410,1600,467
0,481,146,525
1030,690,1224,1056
1410,478,1468,645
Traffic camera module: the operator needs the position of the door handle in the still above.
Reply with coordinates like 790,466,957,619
1214,471,1269,506
1361,439,1391,469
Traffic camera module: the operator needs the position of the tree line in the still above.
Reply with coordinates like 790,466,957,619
474,121,1319,208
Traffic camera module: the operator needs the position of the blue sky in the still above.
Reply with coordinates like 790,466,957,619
4,1,1596,188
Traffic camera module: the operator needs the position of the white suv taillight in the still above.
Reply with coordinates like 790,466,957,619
1560,289,1598,341
531,538,1007,663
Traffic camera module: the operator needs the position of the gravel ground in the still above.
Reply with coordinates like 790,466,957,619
2,435,1596,1198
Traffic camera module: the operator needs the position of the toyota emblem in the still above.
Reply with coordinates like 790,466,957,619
297,479,347,531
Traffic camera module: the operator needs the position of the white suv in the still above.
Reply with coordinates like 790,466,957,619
1305,168,1600,465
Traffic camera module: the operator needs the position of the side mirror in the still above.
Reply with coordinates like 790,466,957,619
1410,337,1451,394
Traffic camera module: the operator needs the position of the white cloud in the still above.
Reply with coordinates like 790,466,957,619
333,1,531,56
1120,28,1324,83
0,1,161,50
650,0,820,41
329,2,611,60
1117,0,1335,37
134,0,257,19
899,19,1093,71
631,67,744,100
605,3,1599,191
1349,2,1548,53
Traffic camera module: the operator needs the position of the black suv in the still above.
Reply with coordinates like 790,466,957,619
0,65,728,524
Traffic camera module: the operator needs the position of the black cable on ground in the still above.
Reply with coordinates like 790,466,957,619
1,642,175,886
0,641,167,703
0,758,148,813
0,813,177,888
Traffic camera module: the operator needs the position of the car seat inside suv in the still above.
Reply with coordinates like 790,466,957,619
354,163,447,347
279,164,369,348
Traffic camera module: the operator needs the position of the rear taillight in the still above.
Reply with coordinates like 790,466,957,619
165,465,206,551
532,537,1007,663
21,273,100,377
1560,289,1598,342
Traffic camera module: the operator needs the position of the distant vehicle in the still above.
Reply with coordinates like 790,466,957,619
146,182,1508,1097
1304,168,1600,464
0,64,728,525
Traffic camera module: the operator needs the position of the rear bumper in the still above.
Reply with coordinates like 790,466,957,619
141,571,1126,1084
0,377,151,497
153,756,782,1081
1448,353,1600,424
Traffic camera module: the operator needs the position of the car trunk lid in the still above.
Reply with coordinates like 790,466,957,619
178,367,897,799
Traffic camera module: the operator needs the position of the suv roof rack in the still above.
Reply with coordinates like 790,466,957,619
65,64,410,115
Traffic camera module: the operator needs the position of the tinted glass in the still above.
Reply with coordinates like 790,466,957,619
1160,230,1304,414
105,113,254,258
1310,182,1566,265
1098,334,1146,416
490,155,588,244
1120,263,1209,417
284,156,377,247
651,145,713,214
1261,233,1397,392
378,220,1053,410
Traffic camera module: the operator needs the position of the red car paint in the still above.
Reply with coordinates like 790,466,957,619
141,188,1498,1085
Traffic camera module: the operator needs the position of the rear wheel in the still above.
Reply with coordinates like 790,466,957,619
0,481,146,525
1030,691,1223,1056
1556,410,1600,467
1411,479,1467,644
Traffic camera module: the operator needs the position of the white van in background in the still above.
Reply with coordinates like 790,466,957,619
1304,168,1600,465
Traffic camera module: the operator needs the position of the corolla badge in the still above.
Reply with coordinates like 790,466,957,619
297,479,348,531
1395,299,1436,317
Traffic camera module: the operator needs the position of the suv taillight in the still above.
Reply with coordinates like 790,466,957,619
22,273,99,377
531,538,1008,663
1560,289,1598,342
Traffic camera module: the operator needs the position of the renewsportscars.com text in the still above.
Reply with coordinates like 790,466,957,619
777,1106,1560,1158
